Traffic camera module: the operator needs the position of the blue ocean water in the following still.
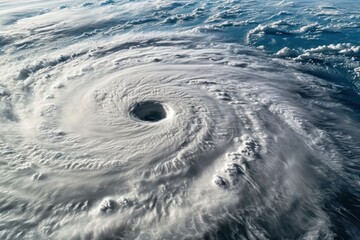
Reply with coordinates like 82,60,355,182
0,0,359,239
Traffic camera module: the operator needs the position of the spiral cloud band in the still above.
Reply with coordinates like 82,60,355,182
1,1,360,239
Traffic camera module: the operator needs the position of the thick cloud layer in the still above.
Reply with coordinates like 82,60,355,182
0,1,359,239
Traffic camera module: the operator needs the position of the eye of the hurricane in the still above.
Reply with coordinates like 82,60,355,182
130,101,167,122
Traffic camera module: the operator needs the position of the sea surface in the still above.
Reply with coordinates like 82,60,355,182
0,0,359,239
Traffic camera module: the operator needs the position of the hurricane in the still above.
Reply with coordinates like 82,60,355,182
0,0,359,239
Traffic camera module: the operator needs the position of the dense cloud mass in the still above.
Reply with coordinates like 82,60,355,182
0,0,359,239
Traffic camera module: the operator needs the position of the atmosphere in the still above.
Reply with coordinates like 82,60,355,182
0,1,359,239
